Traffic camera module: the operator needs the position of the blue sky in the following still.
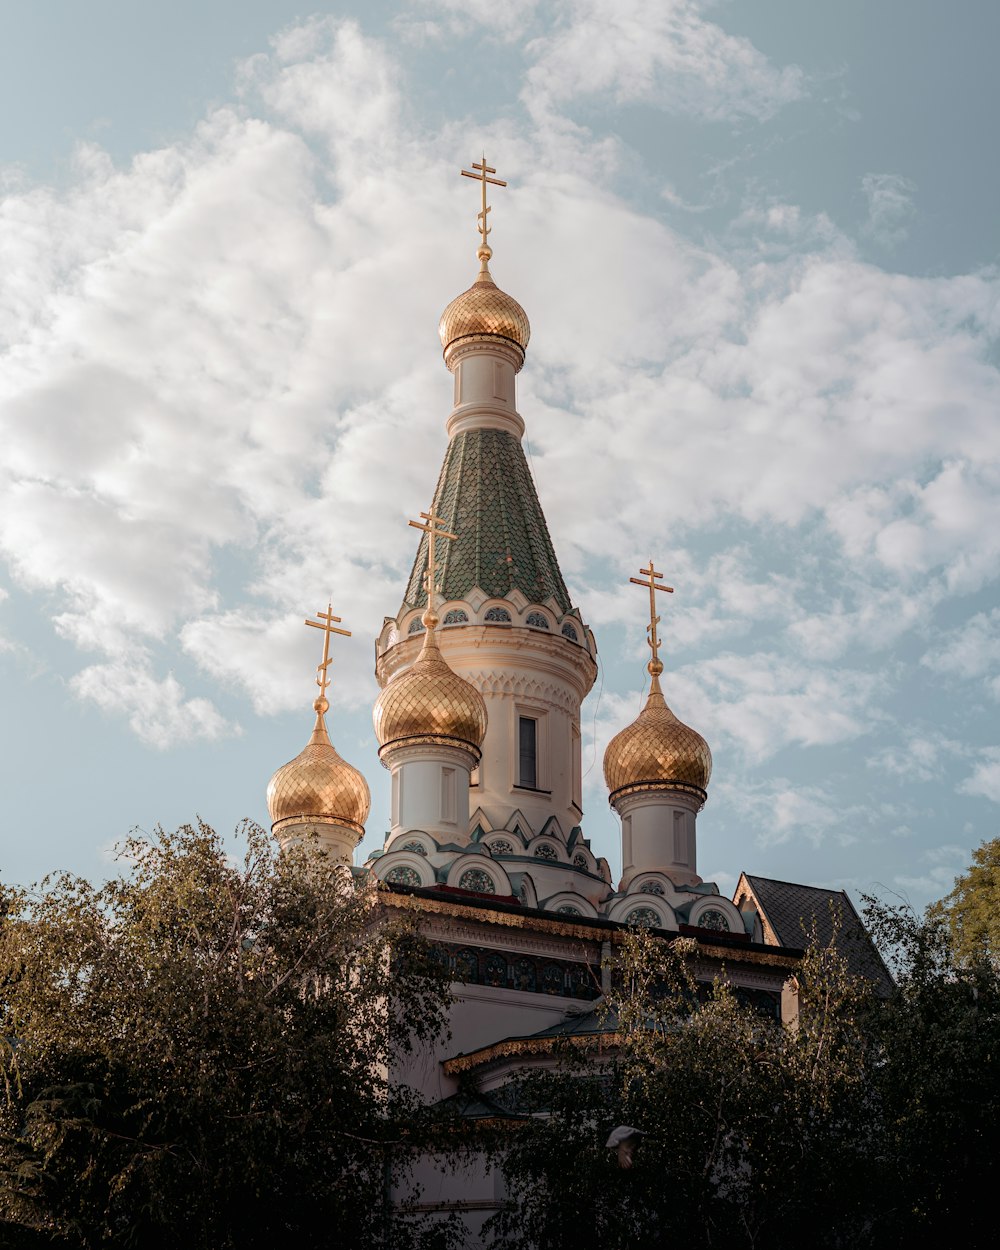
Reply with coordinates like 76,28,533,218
1,1,998,912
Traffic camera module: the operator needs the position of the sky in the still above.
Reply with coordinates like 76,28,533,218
1,0,999,914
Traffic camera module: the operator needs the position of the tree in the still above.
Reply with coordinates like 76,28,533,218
0,821,456,1250
485,927,874,1250
862,894,1000,1249
928,835,1000,967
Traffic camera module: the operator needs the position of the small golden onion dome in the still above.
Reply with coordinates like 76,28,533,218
267,697,371,837
438,258,530,359
603,669,712,804
373,615,487,760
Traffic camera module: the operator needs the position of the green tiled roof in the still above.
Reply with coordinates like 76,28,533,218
402,428,573,615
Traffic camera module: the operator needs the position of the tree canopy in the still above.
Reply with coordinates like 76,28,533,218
485,897,1000,1250
928,834,1000,967
0,822,455,1250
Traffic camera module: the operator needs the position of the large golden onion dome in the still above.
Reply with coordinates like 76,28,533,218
439,256,530,360
373,612,487,759
268,697,371,837
603,667,712,804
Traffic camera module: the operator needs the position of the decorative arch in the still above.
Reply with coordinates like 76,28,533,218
375,851,433,889
446,854,512,898
688,897,743,935
543,892,598,919
607,895,677,930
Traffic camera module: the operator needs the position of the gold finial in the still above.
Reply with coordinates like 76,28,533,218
629,559,674,677
408,510,457,629
304,602,351,714
460,153,507,271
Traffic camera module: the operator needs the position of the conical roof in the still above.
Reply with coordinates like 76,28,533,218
400,427,573,615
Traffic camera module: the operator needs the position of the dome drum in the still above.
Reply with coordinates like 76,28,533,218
377,732,483,765
608,777,708,808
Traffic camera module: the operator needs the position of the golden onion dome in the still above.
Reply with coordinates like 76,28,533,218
439,259,530,360
603,669,712,804
373,614,487,759
267,697,371,837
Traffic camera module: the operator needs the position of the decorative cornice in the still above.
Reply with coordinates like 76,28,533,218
443,1031,620,1075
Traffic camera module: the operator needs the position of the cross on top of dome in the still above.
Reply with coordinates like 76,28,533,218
460,153,507,269
629,559,674,678
408,509,458,629
304,602,351,714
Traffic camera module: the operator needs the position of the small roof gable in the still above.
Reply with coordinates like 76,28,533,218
737,874,894,996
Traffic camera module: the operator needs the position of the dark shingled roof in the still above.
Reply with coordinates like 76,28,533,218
401,427,573,615
739,875,894,996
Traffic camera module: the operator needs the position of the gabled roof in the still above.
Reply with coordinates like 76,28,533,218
736,874,894,996
401,427,573,614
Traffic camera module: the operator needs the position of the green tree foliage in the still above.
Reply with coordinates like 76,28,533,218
0,822,456,1250
485,905,1000,1250
486,929,872,1250
928,835,1000,966
863,895,1000,1248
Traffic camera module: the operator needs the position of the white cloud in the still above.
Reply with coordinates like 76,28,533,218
1,12,999,763
668,653,879,762
867,732,963,784
70,659,236,749
520,0,805,123
716,777,848,848
862,173,916,248
959,748,1000,804
922,608,1000,686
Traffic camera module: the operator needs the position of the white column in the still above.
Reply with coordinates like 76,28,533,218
615,789,703,890
382,742,478,846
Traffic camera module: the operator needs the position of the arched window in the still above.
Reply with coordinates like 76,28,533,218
533,844,558,861
400,840,428,856
625,907,661,929
698,908,730,932
572,853,588,869
542,964,565,995
485,606,512,623
408,618,425,634
443,609,468,625
561,622,579,642
489,838,514,856
484,953,508,987
458,868,496,895
525,612,549,629
639,880,665,896
556,904,582,916
385,865,421,887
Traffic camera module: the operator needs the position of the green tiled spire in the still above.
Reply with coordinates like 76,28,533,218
401,429,573,614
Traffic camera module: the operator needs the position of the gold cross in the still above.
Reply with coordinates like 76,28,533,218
461,154,507,258
629,559,674,671
408,510,457,618
304,602,351,696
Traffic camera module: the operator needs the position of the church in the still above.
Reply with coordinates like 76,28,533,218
263,158,889,1239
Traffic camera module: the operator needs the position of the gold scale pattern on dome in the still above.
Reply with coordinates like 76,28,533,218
373,510,487,758
267,604,371,837
438,155,530,359
603,560,712,802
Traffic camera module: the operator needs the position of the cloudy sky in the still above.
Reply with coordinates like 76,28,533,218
2,1,998,913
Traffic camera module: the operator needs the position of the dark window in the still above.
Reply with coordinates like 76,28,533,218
518,717,537,788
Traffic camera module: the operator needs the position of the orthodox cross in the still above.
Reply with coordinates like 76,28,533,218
304,603,351,698
460,154,507,257
629,559,674,671
409,510,457,617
